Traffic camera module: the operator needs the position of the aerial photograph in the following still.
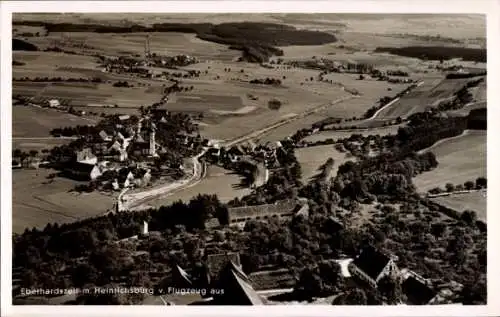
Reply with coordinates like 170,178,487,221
11,13,486,305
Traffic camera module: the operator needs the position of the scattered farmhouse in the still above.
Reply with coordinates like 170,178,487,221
64,162,102,181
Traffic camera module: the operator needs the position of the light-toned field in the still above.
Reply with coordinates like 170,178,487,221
431,191,487,222
374,75,476,119
147,165,251,207
13,106,97,137
12,169,115,233
26,31,240,62
13,52,103,78
12,138,73,152
413,130,486,192
303,124,401,143
295,144,353,182
256,113,328,144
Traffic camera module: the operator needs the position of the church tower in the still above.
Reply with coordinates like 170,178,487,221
149,123,157,156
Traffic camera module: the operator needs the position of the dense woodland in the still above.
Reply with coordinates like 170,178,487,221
374,46,486,63
13,21,337,62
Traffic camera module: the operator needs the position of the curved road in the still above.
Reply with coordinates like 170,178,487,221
117,96,356,211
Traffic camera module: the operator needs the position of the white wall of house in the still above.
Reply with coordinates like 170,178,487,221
90,166,102,180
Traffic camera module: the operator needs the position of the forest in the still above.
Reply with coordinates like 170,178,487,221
374,46,486,63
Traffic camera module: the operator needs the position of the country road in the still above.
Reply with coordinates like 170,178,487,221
121,150,207,211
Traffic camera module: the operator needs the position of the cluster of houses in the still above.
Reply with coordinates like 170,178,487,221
58,112,196,191
206,139,288,169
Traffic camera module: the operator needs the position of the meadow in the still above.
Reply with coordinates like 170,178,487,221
12,169,115,233
413,130,486,192
295,144,352,183
431,191,487,222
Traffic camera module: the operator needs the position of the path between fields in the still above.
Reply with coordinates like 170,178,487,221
120,150,207,211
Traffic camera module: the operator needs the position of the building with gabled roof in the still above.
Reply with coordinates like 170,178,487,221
76,148,97,165
64,162,102,181
402,276,438,305
349,246,398,288
211,261,264,305
99,130,111,142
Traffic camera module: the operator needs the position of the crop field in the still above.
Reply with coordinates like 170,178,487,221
413,130,486,192
12,168,115,233
374,75,466,119
431,191,487,222
13,52,103,78
168,93,244,112
147,165,251,207
256,113,328,144
26,31,240,61
303,124,402,143
13,80,164,108
295,144,353,183
12,138,72,152
13,106,97,137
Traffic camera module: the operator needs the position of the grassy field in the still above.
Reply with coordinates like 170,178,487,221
413,130,486,192
13,106,97,137
12,138,73,152
375,76,479,119
147,165,251,207
12,169,115,233
256,113,328,144
295,144,353,183
303,124,401,143
431,191,487,222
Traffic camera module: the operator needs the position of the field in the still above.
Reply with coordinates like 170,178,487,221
256,114,328,144
413,130,486,192
12,169,115,233
12,106,97,137
303,124,402,143
146,165,252,207
374,76,474,119
295,144,353,182
12,138,73,152
431,191,487,222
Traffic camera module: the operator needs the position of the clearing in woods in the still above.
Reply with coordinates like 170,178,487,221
413,130,486,192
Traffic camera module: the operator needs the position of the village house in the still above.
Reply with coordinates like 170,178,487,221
47,99,60,108
99,130,112,142
64,162,102,181
402,275,439,305
349,246,399,288
76,148,98,165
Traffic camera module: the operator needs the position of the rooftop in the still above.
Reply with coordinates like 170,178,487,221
352,246,392,281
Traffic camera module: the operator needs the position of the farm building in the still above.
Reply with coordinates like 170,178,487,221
47,99,60,108
226,199,299,225
64,162,102,181
76,148,98,165
349,246,399,288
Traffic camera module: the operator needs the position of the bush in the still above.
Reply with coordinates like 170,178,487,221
268,98,282,110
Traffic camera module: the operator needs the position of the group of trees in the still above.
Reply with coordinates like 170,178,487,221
249,77,282,86
50,124,99,137
13,76,103,83
428,177,487,195
268,98,283,110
